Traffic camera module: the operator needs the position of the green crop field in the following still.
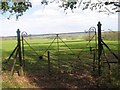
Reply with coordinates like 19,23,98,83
1,34,120,88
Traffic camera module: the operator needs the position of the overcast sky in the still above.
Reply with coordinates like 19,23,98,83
0,0,118,36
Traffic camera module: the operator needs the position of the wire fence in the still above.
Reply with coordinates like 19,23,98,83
21,30,119,76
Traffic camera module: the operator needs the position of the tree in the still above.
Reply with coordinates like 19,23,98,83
0,0,32,19
0,0,119,20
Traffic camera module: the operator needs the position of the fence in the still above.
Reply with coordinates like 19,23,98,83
4,22,119,82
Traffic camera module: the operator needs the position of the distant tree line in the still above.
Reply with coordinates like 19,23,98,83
83,31,119,41
102,31,119,41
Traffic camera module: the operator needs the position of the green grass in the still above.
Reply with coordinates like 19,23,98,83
2,37,119,88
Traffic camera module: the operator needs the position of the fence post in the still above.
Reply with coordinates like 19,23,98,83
93,50,96,71
48,51,51,75
56,34,60,71
118,30,120,78
17,29,23,76
22,36,25,68
97,22,102,76
118,17,120,77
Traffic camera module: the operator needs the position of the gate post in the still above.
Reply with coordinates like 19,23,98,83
17,29,23,76
48,51,51,75
97,22,102,76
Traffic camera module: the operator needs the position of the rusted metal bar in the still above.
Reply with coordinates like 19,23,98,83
102,40,119,60
23,38,39,56
6,45,18,63
57,34,60,70
93,50,96,71
48,51,51,75
97,21,102,76
58,36,75,55
17,29,23,76
22,36,25,67
102,47,111,83
42,36,57,55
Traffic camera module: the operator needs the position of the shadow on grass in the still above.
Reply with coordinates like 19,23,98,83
2,48,98,88
23,56,97,88
2,43,119,88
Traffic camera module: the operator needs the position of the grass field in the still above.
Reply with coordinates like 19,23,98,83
1,34,120,88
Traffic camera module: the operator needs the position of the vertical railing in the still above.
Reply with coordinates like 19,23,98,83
97,22,102,76
22,35,25,67
17,29,23,76
57,34,60,71
48,51,51,75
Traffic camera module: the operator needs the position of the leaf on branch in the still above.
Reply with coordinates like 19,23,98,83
0,1,32,20
104,7,114,14
112,7,118,10
116,10,120,12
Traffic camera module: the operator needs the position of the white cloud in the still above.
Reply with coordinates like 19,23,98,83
0,1,118,36
31,0,42,6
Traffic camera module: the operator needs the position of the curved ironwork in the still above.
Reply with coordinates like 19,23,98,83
21,31,28,37
88,27,97,51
